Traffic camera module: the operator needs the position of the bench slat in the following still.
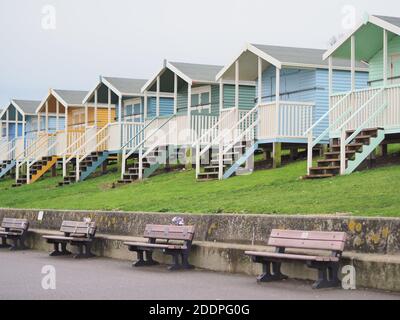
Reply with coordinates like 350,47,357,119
245,251,339,262
124,242,184,250
60,221,96,237
268,237,345,251
270,229,346,242
144,224,195,241
1,218,29,231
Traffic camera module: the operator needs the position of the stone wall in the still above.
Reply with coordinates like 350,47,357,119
1,208,400,254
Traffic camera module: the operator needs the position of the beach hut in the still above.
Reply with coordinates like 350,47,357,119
305,14,400,178
117,60,255,184
0,99,63,179
194,43,369,180
13,89,114,186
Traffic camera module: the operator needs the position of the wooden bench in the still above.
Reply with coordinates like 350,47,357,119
124,224,195,270
245,229,347,289
42,221,97,259
0,218,29,250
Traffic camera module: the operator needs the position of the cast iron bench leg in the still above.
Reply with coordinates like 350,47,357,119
168,252,182,271
133,250,146,267
145,251,159,266
181,251,194,270
84,242,95,258
257,260,288,283
50,242,72,256
0,237,11,249
308,261,341,289
74,243,95,259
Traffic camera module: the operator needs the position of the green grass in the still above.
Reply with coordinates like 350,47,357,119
0,156,399,217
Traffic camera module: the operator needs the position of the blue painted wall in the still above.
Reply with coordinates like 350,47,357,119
255,65,369,141
147,97,174,118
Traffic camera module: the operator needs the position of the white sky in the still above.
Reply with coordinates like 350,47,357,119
0,0,399,107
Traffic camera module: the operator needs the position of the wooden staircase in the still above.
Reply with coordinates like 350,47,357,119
197,141,247,181
117,149,162,185
58,151,110,186
304,128,385,179
0,160,16,179
13,156,58,187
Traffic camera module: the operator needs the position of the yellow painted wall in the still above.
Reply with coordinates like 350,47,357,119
68,107,116,129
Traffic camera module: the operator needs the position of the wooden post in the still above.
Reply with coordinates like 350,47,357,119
351,35,356,91
383,29,388,87
85,103,88,127
45,101,49,133
108,88,112,123
156,75,160,117
64,107,68,136
328,56,333,104
235,60,239,109
118,96,122,123
219,78,223,112
56,100,59,131
6,109,9,141
174,73,178,114
14,110,18,138
144,92,148,120
94,89,98,127
275,67,280,136
272,142,282,169
22,114,25,146
186,83,192,170
258,57,262,105
376,144,388,157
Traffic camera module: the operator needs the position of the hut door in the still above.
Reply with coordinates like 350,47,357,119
390,54,400,85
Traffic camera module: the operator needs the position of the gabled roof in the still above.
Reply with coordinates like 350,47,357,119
36,89,88,113
375,15,400,29
53,89,88,106
12,100,41,115
168,62,223,83
217,43,367,81
103,77,148,95
82,76,148,104
323,14,400,61
0,99,41,119
141,60,224,92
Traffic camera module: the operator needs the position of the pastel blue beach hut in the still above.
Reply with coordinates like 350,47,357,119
0,99,64,179
117,60,256,184
306,14,400,178
194,43,368,180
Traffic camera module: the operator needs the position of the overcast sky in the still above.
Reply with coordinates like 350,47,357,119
0,0,399,107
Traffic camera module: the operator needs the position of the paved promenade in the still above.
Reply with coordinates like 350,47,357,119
0,250,399,300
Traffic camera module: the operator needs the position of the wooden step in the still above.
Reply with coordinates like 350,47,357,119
303,174,335,180
197,172,219,181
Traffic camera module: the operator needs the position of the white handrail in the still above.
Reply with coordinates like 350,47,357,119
336,87,385,133
304,92,352,136
199,105,258,158
191,109,234,148
74,124,110,181
223,117,259,154
135,115,176,180
128,115,175,157
64,127,94,164
339,88,387,174
0,138,17,161
15,133,51,181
